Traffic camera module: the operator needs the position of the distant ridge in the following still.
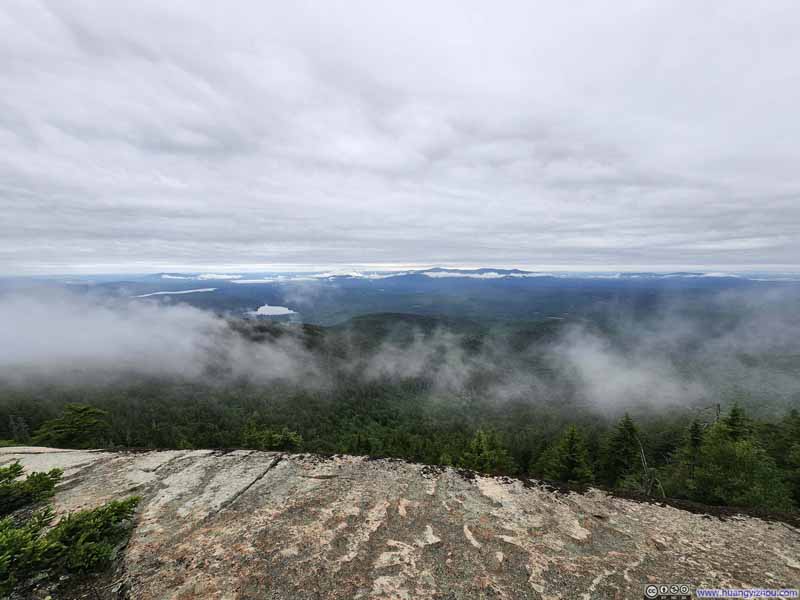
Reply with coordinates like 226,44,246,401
126,268,800,285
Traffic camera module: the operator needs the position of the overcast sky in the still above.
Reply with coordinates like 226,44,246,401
2,1,799,274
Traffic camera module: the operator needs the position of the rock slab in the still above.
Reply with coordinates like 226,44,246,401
2,447,799,599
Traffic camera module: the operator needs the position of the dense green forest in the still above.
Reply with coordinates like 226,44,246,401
3,392,798,513
1,315,798,514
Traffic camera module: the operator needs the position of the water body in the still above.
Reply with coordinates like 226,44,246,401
135,288,217,298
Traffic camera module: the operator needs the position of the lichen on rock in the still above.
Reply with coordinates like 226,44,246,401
1,447,798,599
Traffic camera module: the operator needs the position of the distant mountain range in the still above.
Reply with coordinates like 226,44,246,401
3,268,798,327
134,267,795,283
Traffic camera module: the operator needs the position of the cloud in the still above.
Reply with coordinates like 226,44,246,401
550,325,708,412
251,304,297,316
1,285,799,414
350,321,708,411
0,289,319,384
0,1,798,273
161,273,242,280
550,287,800,413
196,274,242,280
341,286,800,413
358,329,477,392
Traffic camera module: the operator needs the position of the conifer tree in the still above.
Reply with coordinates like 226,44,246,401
722,403,750,440
691,408,794,511
8,416,29,444
686,419,704,479
459,429,516,474
662,418,705,499
535,426,593,483
602,413,641,486
32,404,111,449
787,443,800,506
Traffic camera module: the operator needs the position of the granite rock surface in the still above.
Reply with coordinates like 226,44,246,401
2,447,799,599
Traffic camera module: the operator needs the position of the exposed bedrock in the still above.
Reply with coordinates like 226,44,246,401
2,447,798,599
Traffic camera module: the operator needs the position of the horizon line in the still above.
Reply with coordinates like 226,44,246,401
3,263,800,278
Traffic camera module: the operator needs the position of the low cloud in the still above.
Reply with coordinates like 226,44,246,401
551,326,708,412
0,290,319,385
251,304,297,316
345,288,800,413
1,287,798,415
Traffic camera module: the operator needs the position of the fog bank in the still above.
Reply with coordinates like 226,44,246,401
0,291,318,385
1,288,798,415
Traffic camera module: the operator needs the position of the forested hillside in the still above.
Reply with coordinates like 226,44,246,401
2,314,798,514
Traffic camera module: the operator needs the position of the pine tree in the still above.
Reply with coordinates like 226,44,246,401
602,413,641,487
242,421,303,451
773,409,800,466
780,410,800,505
8,416,29,444
686,419,704,478
351,432,373,455
787,443,800,506
786,409,800,434
693,422,794,511
459,429,516,474
32,404,111,449
662,418,706,499
536,426,593,483
722,403,750,440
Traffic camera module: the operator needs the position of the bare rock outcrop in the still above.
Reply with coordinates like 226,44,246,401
2,447,799,599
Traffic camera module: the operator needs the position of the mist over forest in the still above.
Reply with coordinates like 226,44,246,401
2,282,799,416
2,275,799,516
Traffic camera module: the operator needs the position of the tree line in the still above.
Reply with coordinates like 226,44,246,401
1,380,797,513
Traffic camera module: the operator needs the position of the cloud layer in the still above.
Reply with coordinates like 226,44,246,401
0,290,318,384
2,1,800,273
1,288,798,415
